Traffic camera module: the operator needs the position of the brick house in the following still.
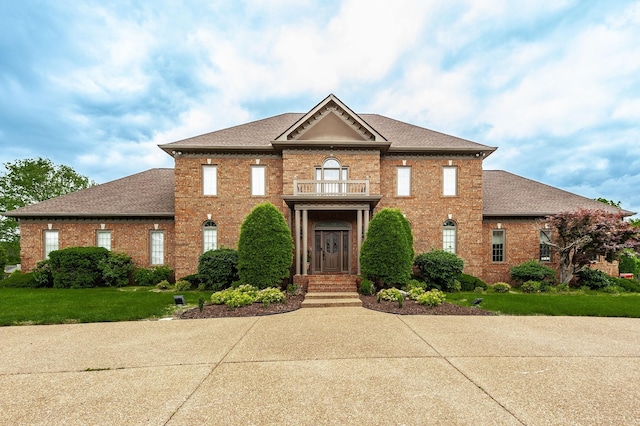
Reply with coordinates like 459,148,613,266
4,94,630,286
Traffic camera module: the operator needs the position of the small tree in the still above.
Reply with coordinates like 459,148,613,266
545,209,640,284
360,208,413,287
413,249,464,292
237,202,293,289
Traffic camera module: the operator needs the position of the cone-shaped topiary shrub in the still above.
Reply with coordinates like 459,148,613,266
360,208,413,287
237,202,293,289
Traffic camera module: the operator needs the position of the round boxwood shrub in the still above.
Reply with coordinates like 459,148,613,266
48,246,110,288
360,208,413,287
133,266,174,287
237,202,293,289
577,268,611,290
198,248,239,291
413,249,464,292
458,273,488,291
510,260,556,284
0,271,38,288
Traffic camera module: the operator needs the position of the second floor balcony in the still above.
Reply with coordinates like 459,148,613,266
293,178,370,196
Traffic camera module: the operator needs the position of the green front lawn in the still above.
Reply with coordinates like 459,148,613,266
448,291,640,317
0,287,212,326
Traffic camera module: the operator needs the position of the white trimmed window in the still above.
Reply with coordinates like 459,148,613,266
540,230,552,262
443,166,458,196
443,220,457,254
44,230,59,258
251,165,266,196
315,158,348,194
492,230,505,262
203,220,218,252
150,231,165,265
396,166,411,196
202,165,217,196
96,230,112,250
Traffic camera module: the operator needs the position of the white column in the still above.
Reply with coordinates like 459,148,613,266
302,209,308,276
364,207,370,236
295,209,301,275
357,209,363,275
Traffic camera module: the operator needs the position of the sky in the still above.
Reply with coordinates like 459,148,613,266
1,0,639,216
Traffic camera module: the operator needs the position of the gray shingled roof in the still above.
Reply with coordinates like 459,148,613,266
483,170,633,217
160,113,495,153
3,168,174,218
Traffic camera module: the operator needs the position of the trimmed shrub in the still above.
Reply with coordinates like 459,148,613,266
197,248,239,291
403,279,427,292
611,277,640,293
458,273,488,291
521,280,542,293
209,285,263,310
32,260,54,288
406,286,425,301
577,268,611,290
99,252,134,287
360,208,414,287
510,260,557,284
175,280,191,291
492,282,511,293
0,271,38,288
413,249,464,292
237,202,293,289
358,279,376,296
48,247,109,288
179,274,202,288
133,266,174,287
416,289,446,307
156,280,172,290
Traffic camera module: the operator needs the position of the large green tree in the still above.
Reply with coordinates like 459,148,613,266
237,202,293,289
0,158,95,263
360,208,414,287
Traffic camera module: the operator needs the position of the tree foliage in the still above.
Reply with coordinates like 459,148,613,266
237,202,293,289
0,158,95,262
509,260,557,284
360,208,413,287
544,209,640,283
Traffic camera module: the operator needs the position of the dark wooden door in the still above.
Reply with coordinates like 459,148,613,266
323,232,340,272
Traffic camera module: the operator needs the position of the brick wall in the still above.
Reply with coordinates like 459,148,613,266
19,219,175,271
378,156,485,278
173,155,286,279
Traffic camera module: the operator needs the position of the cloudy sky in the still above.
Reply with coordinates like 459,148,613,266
1,0,639,215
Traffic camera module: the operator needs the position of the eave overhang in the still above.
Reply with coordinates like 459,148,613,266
282,194,383,209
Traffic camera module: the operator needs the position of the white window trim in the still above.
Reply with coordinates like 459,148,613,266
202,165,217,196
44,230,59,259
442,220,457,254
443,166,458,196
251,165,266,196
492,229,505,263
96,230,112,251
150,231,165,265
396,166,411,197
203,220,218,253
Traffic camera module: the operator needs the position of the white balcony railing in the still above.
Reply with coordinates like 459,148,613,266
293,178,369,196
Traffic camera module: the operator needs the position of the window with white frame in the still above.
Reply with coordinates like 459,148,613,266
251,165,266,196
315,158,348,193
203,220,218,252
96,230,112,250
150,231,165,265
44,230,59,258
443,166,458,196
540,229,552,262
443,220,457,254
492,229,505,262
202,165,217,196
396,166,411,196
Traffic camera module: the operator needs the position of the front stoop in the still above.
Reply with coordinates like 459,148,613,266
306,274,358,293
301,292,362,308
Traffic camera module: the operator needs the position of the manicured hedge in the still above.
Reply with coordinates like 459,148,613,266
198,248,239,291
48,247,110,288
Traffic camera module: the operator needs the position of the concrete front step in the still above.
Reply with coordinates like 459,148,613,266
301,292,362,308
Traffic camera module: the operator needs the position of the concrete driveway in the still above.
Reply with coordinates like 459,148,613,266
1,308,639,425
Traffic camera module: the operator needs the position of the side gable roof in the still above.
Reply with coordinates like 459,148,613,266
3,168,175,218
483,170,634,217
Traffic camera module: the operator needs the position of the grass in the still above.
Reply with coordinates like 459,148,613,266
448,291,640,317
0,287,212,326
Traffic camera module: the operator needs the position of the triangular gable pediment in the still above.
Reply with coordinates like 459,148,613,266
274,94,386,143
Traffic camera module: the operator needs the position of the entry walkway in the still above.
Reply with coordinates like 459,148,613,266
1,308,639,425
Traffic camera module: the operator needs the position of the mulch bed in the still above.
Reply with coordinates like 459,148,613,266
178,293,493,318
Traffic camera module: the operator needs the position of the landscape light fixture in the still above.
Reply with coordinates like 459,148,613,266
471,298,483,306
174,295,186,305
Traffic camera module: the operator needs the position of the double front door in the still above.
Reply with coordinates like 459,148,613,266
314,230,350,273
